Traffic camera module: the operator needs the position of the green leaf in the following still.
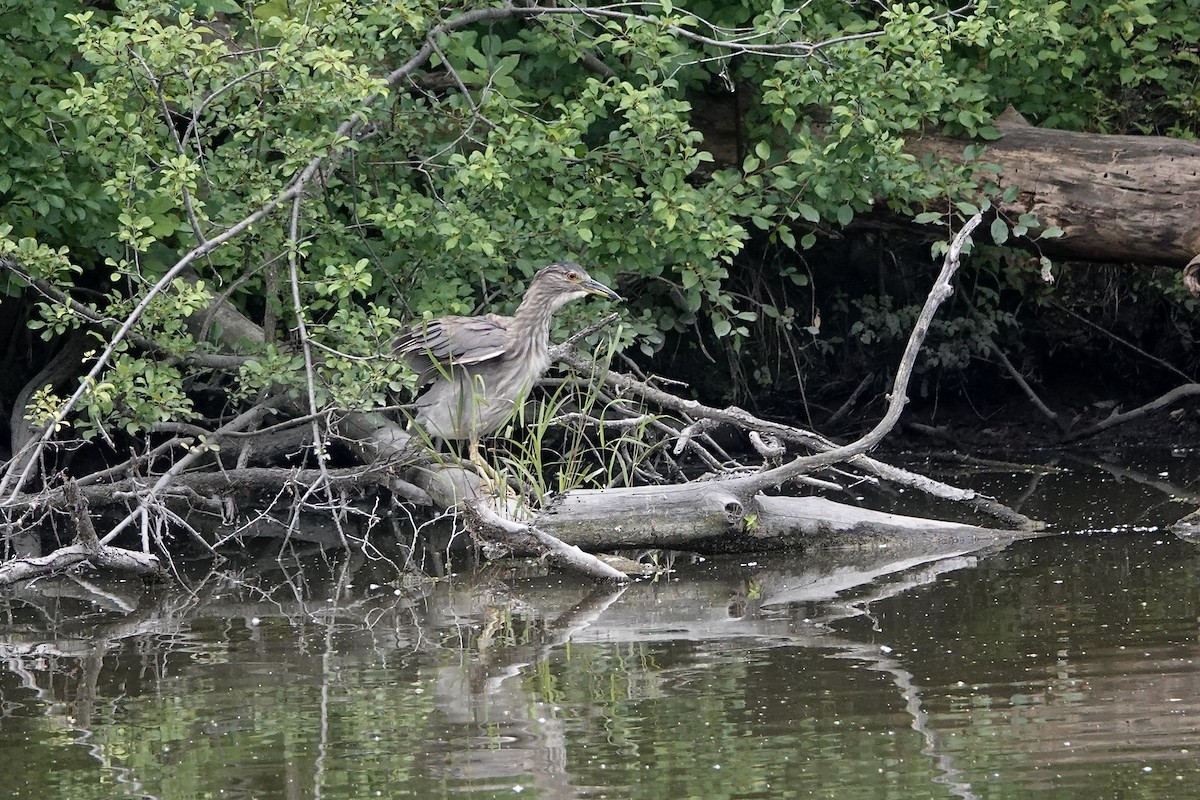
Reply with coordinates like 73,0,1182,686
914,211,942,224
797,204,820,223
990,217,1009,245
836,205,853,226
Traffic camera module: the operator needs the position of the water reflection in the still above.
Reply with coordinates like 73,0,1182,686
3,449,1200,799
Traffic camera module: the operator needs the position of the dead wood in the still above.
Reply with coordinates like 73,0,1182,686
1,216,1036,585
553,214,1038,533
1185,254,1200,296
554,348,1035,529
0,542,162,587
535,483,1031,554
461,500,630,581
747,496,1028,550
983,334,1071,432
0,482,162,587
1061,383,1200,443
516,215,1037,558
907,117,1200,267
690,97,1200,267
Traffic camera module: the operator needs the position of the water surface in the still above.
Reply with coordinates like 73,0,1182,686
3,448,1200,799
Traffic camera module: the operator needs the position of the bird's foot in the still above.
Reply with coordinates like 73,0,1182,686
466,445,535,519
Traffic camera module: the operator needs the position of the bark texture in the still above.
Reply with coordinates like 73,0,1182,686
908,114,1200,267
692,95,1200,267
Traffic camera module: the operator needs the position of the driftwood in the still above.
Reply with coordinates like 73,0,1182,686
2,215,1040,585
0,482,162,588
535,488,1024,554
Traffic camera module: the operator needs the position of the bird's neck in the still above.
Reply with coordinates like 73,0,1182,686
508,294,558,366
514,293,561,337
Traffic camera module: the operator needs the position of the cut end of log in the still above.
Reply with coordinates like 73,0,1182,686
1183,254,1200,297
995,104,1031,128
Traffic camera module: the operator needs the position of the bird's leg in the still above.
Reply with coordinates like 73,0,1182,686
468,438,526,516
468,437,502,495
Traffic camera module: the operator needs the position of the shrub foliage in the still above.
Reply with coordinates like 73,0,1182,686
1,0,1196,442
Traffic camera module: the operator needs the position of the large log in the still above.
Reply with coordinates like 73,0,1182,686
907,113,1200,267
691,96,1200,267
535,485,1026,555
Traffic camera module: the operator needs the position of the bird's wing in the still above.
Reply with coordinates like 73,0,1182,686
396,313,513,380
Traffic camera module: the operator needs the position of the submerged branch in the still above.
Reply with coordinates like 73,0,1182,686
1062,383,1200,443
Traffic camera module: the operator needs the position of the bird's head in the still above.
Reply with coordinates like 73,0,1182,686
533,261,622,309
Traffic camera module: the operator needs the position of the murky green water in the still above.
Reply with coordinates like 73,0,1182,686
4,448,1200,799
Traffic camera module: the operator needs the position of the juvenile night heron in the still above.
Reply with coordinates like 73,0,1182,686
396,261,621,474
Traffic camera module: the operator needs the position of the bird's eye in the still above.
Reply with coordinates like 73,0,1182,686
566,271,579,281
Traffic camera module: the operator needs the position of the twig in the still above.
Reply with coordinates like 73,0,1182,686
748,431,785,461
1050,299,1193,383
825,371,874,428
558,311,621,350
982,334,1068,431
549,411,657,429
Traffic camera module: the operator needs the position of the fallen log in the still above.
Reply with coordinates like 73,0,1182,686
691,96,1200,267
907,111,1200,266
535,486,1024,554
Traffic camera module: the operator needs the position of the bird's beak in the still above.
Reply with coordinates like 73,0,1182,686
583,277,622,302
